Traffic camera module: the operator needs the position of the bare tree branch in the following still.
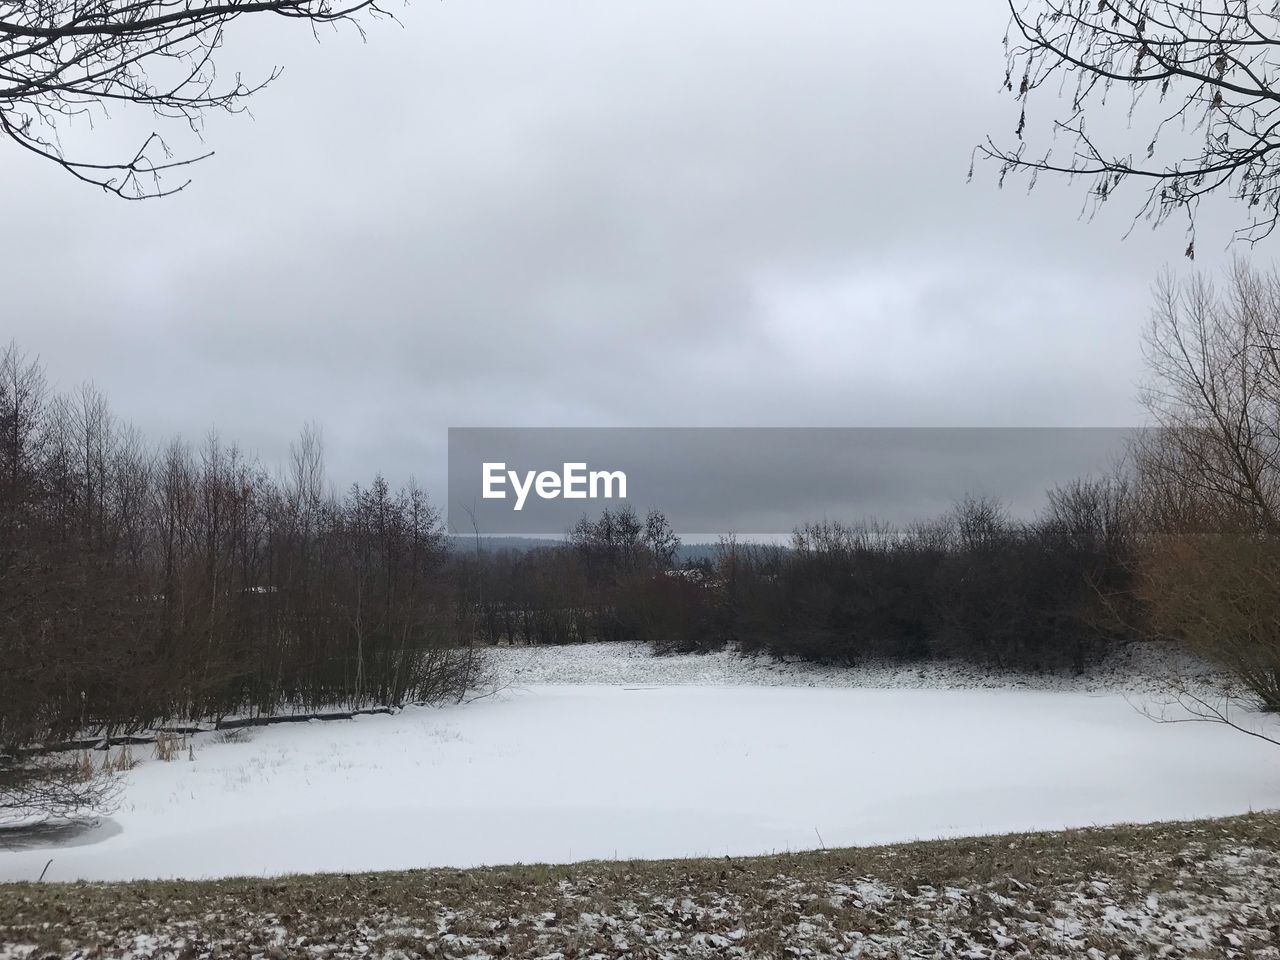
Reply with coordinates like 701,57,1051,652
0,0,390,198
1138,676,1280,748
978,1,1280,249
0,753,120,826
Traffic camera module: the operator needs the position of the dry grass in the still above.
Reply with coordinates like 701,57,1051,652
99,746,138,776
151,733,181,763
2,811,1279,958
211,728,253,745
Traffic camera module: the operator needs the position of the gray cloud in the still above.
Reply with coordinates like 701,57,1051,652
0,0,1249,513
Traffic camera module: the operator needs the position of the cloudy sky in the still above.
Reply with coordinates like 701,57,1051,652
1,0,1249,508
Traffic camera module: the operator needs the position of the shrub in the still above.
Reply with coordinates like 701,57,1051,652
1138,533,1280,711
0,753,120,826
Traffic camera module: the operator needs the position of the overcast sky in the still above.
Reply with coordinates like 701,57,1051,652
0,0,1251,508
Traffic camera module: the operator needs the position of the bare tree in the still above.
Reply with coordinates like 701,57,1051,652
1135,260,1280,712
1,0,389,198
1139,260,1280,533
0,343,48,547
979,1,1280,250
0,347,481,817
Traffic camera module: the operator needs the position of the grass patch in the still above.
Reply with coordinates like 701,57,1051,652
210,728,253,745
2,812,1278,958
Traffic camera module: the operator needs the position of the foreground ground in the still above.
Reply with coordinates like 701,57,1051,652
3,682,1279,882
3,812,1279,959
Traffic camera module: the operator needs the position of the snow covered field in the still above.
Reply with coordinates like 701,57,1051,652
2,654,1278,882
485,640,1220,692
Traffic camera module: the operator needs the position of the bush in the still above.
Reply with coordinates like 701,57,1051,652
456,485,1142,673
0,753,120,826
622,572,721,655
1138,533,1280,711
711,489,1139,672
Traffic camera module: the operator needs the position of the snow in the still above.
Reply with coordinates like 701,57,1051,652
485,640,1222,692
2,666,1278,882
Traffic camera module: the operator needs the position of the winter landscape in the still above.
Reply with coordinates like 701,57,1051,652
8,0,1280,956
5,642,1280,958
4,645,1280,886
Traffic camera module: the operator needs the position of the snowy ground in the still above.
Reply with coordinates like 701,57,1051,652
5,813,1280,959
484,640,1219,692
2,653,1278,882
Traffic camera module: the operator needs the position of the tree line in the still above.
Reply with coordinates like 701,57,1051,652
0,345,479,779
458,486,1142,674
